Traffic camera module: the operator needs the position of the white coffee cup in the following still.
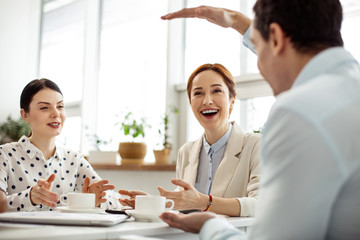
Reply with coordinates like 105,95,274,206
135,195,174,214
60,193,95,209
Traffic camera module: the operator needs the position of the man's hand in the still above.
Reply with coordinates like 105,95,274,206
159,211,216,233
82,177,115,207
161,6,234,28
161,5,251,35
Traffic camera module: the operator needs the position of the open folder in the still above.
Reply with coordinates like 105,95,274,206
0,211,128,226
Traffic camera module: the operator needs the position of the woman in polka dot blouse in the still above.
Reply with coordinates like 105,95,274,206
0,79,122,211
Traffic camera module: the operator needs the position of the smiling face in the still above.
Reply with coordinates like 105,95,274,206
190,70,235,136
21,88,66,139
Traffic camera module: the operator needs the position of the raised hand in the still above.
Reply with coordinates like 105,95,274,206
161,5,251,35
82,177,115,207
158,178,208,210
30,173,59,207
118,189,147,208
159,211,216,234
161,6,233,28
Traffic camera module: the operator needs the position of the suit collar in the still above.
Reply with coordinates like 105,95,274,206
211,122,246,196
225,121,245,155
183,137,203,186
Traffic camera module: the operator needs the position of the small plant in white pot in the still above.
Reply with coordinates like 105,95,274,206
87,132,118,165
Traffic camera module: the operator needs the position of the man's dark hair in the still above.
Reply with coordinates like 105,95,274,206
253,0,344,53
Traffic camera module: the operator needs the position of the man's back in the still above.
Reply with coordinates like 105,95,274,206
253,47,360,239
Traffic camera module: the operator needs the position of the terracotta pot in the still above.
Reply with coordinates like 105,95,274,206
153,148,171,165
118,142,147,164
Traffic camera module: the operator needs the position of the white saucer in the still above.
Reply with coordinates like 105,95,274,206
125,209,178,222
55,206,105,214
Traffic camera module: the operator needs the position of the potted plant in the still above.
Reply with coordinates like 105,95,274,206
87,131,118,165
116,112,150,165
153,107,179,165
0,115,31,144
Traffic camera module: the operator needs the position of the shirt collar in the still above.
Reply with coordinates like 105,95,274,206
292,47,355,89
202,123,233,154
19,135,59,160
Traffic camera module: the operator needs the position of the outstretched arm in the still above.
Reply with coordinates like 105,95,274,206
158,178,241,216
160,211,216,234
161,5,252,35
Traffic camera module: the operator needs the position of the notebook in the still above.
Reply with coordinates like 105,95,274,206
0,211,128,226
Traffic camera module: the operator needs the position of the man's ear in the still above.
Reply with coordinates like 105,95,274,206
20,109,30,123
269,22,287,56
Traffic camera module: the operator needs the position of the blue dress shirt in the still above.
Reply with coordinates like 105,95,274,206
200,27,360,240
195,123,232,194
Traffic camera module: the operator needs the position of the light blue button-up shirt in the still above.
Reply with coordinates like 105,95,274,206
195,123,232,194
200,27,360,240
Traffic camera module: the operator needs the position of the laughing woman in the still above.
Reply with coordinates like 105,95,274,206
120,63,260,217
0,79,121,211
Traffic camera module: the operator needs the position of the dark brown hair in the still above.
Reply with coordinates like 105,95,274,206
253,0,343,53
20,78,63,112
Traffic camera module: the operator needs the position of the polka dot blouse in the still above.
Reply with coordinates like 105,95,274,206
0,136,121,211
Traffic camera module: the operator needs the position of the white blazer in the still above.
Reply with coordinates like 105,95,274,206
176,122,261,216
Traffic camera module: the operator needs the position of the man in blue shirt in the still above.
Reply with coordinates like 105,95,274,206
160,1,360,239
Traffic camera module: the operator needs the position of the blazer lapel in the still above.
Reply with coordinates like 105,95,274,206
211,122,245,197
183,136,203,186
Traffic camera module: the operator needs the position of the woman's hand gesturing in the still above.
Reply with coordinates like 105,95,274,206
30,173,59,207
82,177,115,207
158,178,208,210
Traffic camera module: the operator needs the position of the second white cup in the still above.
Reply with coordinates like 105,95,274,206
60,193,95,209
135,195,174,214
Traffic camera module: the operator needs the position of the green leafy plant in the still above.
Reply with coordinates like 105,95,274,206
85,126,112,151
116,112,150,141
0,115,31,144
157,106,179,149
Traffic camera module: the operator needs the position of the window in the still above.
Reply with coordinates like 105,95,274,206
37,0,360,161
239,96,275,132
342,3,360,62
40,0,84,103
185,0,241,78
40,0,84,151
184,0,274,143
97,0,169,162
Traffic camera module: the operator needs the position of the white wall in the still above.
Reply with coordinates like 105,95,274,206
0,0,42,121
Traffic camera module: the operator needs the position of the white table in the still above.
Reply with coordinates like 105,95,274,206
0,215,255,240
